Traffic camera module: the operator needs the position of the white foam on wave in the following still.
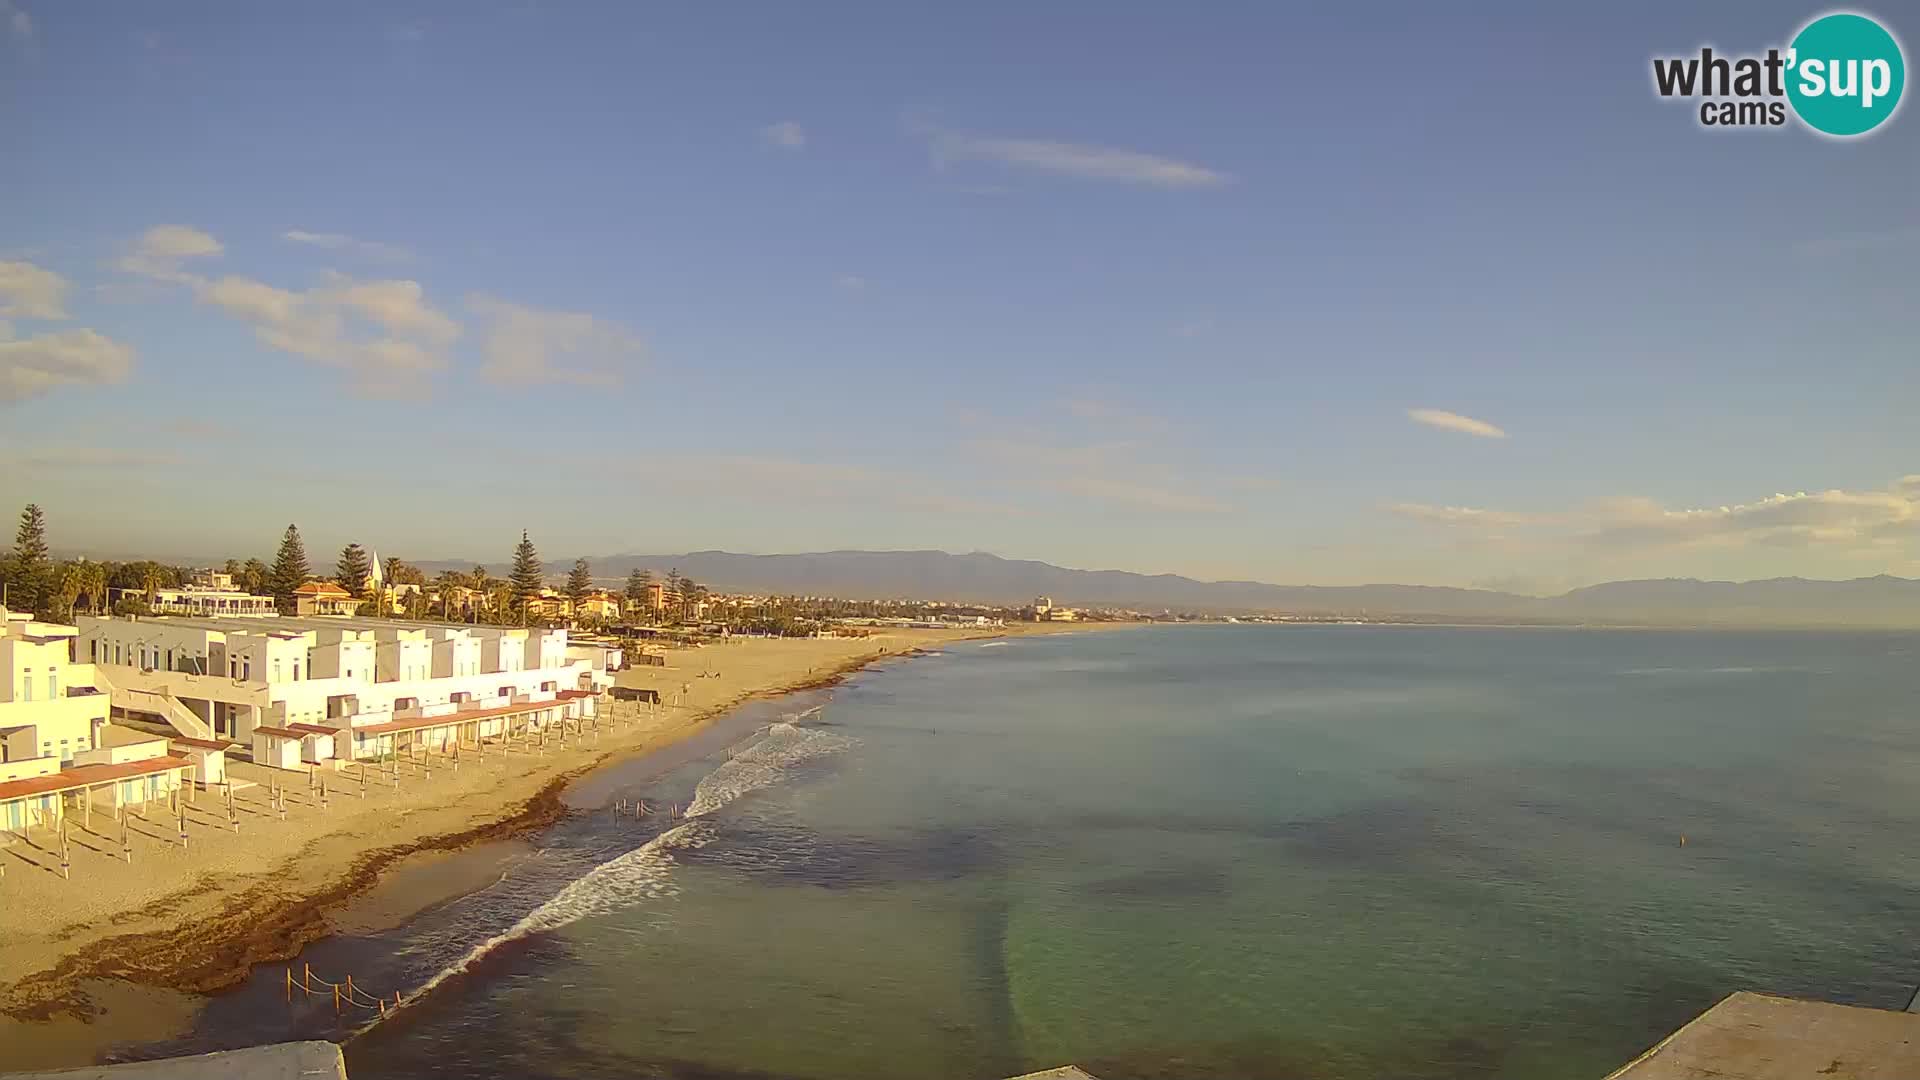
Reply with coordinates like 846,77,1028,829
355,720,851,1035
978,641,1010,648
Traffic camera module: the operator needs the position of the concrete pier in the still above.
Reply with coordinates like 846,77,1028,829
2,1042,346,1080
1605,991,1920,1079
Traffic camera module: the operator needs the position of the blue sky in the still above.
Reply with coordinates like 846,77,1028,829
2,1,1916,591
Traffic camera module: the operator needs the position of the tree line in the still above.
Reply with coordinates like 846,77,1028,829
0,504,717,631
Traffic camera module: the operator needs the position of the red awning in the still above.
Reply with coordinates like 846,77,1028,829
0,754,192,803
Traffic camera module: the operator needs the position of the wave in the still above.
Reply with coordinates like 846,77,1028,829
354,721,851,1035
978,641,1010,648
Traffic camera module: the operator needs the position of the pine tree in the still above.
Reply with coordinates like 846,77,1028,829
6,504,51,615
336,543,373,597
624,567,649,605
567,558,594,611
269,525,311,614
509,531,543,624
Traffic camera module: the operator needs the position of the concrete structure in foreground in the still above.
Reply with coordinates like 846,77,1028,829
1605,991,1920,1079
2,1040,346,1080
75,614,621,760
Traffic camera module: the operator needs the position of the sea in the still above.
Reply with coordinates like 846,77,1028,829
135,625,1920,1079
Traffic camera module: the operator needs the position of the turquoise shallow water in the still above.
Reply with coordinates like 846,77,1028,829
258,626,1920,1078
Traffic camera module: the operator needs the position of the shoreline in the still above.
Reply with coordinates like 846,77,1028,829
0,622,1133,1066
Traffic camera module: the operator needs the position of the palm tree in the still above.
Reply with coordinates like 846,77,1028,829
141,563,163,608
56,562,84,621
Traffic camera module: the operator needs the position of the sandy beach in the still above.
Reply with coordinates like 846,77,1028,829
0,623,1122,1066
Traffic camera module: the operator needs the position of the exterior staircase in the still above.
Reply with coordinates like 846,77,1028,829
90,667,216,740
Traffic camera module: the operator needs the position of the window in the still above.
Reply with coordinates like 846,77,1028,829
22,679,31,703
48,671,58,698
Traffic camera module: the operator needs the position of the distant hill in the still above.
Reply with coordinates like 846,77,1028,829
414,549,1920,628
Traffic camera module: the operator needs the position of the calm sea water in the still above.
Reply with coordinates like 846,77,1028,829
185,626,1920,1078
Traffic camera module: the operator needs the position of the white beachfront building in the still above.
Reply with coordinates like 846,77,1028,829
0,607,194,837
74,614,622,766
113,569,277,618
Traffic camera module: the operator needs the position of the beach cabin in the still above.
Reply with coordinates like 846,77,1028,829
169,737,229,786
252,725,305,770
612,686,660,704
290,723,338,765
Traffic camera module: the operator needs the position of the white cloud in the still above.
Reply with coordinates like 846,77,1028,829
120,225,458,397
927,129,1229,188
835,274,867,292
1391,478,1920,558
0,260,67,320
0,329,135,403
282,230,412,262
2,0,30,40
466,294,644,387
761,121,806,149
1387,503,1549,528
1407,408,1508,439
117,224,224,280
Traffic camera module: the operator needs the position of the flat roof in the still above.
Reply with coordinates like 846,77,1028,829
288,723,337,735
0,753,191,803
252,725,306,739
1605,992,1920,1079
170,736,232,751
351,696,577,736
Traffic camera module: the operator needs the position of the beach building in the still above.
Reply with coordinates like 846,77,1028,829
0,721,192,838
75,614,620,768
577,590,622,622
113,570,276,619
292,581,363,617
0,606,110,766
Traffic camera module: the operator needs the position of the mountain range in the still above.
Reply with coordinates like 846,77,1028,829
416,549,1920,628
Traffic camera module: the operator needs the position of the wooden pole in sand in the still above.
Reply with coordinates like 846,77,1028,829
303,962,312,995
59,819,70,880
179,799,188,852
120,813,130,863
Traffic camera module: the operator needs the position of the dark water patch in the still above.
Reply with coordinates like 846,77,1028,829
1076,1024,1513,1080
349,994,812,1080
689,817,1008,890
1078,865,1231,902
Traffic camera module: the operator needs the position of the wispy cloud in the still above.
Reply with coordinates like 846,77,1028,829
835,274,867,293
119,225,458,397
971,437,1229,514
1064,397,1168,432
282,230,413,262
116,224,223,281
1391,478,1920,558
0,257,136,403
1407,408,1508,439
0,446,187,471
0,329,136,404
0,259,68,320
466,294,644,387
2,0,30,41
760,121,806,149
660,455,1023,516
924,128,1229,188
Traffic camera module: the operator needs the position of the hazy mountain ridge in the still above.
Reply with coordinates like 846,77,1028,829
415,550,1920,627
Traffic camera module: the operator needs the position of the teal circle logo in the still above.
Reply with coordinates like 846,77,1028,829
1786,12,1905,136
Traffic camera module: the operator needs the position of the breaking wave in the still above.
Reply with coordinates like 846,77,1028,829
356,720,850,1034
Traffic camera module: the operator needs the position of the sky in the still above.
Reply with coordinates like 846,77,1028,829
1,1,1916,593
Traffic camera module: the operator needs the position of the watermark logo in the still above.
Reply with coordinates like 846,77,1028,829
1652,10,1905,137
